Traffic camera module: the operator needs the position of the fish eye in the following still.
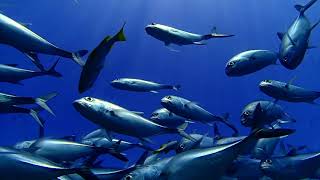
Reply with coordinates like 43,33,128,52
283,56,288,62
125,175,133,180
228,61,235,66
167,96,172,100
264,80,272,83
265,159,272,164
85,97,94,102
243,111,250,117
179,144,185,149
151,23,156,25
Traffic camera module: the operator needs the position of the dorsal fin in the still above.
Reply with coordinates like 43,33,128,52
285,76,297,88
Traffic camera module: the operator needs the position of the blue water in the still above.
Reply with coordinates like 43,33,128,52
0,0,319,168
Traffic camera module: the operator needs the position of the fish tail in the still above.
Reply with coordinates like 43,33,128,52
43,58,62,77
93,146,128,162
114,22,127,42
71,50,88,67
176,123,196,142
295,0,318,14
29,109,45,127
35,92,58,116
219,113,239,137
161,84,181,91
70,168,99,180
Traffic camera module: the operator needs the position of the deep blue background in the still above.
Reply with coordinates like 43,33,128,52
0,0,319,166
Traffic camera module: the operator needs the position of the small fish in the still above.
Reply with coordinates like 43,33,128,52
259,79,320,104
82,129,152,152
278,0,319,69
78,24,126,93
145,23,234,47
0,13,88,71
241,101,295,129
0,92,57,126
150,108,188,128
73,97,195,143
110,78,180,93
0,60,61,84
161,95,239,135
225,50,278,77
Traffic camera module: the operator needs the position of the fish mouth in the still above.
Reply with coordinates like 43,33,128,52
225,67,234,76
73,100,85,112
260,162,271,172
145,26,153,35
150,115,159,121
240,118,249,126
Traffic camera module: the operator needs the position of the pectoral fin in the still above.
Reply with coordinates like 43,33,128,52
22,51,45,71
277,32,285,40
193,41,206,45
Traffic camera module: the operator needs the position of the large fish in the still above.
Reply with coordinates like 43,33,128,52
158,128,294,180
0,92,57,126
225,50,278,76
0,13,88,71
78,24,126,93
145,23,233,46
73,97,195,143
261,152,320,180
0,147,98,180
241,101,295,129
16,138,128,163
259,79,320,104
0,61,61,84
278,0,319,69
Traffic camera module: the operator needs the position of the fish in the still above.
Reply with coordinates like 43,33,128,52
17,138,128,163
150,108,188,128
241,101,295,129
81,129,152,152
259,79,320,104
0,60,61,84
110,78,181,93
78,24,126,93
159,128,294,180
73,97,195,143
0,13,88,71
261,152,320,180
0,147,98,180
145,23,234,47
278,0,319,69
0,92,57,126
161,95,239,135
225,156,265,180
122,154,173,180
225,50,278,76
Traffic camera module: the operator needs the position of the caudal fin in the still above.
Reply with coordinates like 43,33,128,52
29,109,45,127
72,168,99,180
43,59,62,77
176,123,196,141
114,23,127,42
72,50,88,67
35,92,58,116
218,113,239,137
295,0,318,14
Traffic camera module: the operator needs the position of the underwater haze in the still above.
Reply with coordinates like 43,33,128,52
0,0,320,173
